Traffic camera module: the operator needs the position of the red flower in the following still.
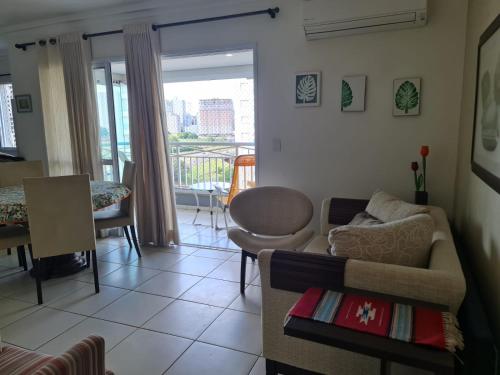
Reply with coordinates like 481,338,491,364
420,145,430,157
411,162,419,171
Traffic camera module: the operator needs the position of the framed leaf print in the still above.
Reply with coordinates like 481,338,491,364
341,75,366,112
295,71,321,107
471,14,500,194
393,78,421,116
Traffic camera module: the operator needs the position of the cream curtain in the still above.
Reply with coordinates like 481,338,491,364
38,44,73,176
58,32,102,180
123,23,179,246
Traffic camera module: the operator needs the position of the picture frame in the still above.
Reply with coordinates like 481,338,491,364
15,94,32,113
295,71,321,107
341,75,366,112
393,78,421,116
471,14,500,194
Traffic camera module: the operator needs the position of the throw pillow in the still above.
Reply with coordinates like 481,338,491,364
348,211,383,226
328,213,434,268
366,190,429,222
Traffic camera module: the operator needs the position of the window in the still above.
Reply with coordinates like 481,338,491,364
0,83,15,148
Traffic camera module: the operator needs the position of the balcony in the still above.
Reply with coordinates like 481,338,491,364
170,141,254,248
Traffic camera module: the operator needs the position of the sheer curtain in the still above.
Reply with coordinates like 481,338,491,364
58,32,102,180
123,23,179,246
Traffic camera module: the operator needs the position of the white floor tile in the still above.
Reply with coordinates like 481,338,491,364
38,317,135,355
93,291,172,327
49,284,128,315
98,247,139,265
167,256,224,277
180,278,240,308
0,297,42,328
192,248,234,260
199,309,262,355
1,307,84,350
207,260,259,284
106,329,192,375
100,265,160,290
249,357,266,375
228,285,262,315
163,245,199,255
13,279,89,305
135,272,201,298
143,300,223,339
73,261,122,283
130,251,186,270
166,341,256,375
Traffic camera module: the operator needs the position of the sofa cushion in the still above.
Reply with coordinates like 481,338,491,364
328,214,434,268
348,211,383,226
365,191,429,222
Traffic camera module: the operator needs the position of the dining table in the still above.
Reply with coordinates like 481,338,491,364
0,180,131,279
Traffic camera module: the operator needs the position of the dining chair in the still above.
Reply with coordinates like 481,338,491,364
24,174,99,305
0,160,43,265
93,161,141,258
0,160,44,187
228,186,315,293
215,154,256,231
0,225,30,271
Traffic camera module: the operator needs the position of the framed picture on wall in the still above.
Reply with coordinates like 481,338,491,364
295,71,321,107
341,75,366,112
393,78,421,116
15,94,32,113
471,14,500,194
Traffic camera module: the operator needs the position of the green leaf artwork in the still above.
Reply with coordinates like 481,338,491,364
297,75,317,103
395,80,419,114
341,80,353,110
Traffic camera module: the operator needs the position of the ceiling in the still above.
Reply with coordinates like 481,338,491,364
0,0,141,29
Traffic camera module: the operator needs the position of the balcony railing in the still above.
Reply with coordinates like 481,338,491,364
169,142,254,188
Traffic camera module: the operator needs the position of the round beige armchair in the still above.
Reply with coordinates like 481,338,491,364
228,186,314,293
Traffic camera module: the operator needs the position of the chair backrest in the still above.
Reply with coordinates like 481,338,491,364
227,154,256,205
229,186,313,236
120,160,136,215
24,174,96,258
0,161,44,187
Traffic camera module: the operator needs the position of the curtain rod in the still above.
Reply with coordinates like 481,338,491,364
14,7,279,50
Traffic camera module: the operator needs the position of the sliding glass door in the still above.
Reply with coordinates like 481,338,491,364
93,62,130,181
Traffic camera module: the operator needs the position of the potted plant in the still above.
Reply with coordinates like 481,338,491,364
411,145,429,205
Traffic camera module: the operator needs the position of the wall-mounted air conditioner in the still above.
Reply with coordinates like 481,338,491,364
303,0,427,40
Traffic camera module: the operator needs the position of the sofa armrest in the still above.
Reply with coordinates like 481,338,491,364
35,336,112,375
345,259,464,314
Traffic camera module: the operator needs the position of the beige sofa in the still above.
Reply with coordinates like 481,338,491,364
259,197,466,375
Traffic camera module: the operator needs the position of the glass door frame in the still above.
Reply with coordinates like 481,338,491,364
93,61,120,182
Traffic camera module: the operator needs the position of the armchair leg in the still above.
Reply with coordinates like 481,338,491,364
85,251,91,268
130,225,142,258
223,206,229,231
17,246,27,271
34,259,43,305
240,251,247,294
92,250,100,294
123,226,133,248
7,248,11,255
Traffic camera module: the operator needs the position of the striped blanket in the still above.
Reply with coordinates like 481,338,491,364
288,288,464,353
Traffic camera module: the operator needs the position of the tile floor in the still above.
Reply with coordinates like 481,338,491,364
0,210,429,375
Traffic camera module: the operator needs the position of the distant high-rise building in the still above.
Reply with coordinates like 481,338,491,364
199,99,234,136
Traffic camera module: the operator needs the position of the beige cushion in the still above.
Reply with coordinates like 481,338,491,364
328,214,434,268
348,211,383,226
365,190,429,222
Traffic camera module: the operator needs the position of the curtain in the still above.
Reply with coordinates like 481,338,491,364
38,43,74,176
123,23,179,246
58,32,102,180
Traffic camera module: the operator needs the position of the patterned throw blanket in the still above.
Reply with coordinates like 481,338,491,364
288,288,464,353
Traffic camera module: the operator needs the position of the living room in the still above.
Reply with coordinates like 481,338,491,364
0,0,498,374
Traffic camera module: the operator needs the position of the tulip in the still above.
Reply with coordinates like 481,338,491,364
411,162,419,171
420,145,430,157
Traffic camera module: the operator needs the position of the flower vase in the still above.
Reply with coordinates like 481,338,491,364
414,191,428,205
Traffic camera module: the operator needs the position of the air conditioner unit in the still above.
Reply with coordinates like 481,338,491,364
303,0,427,40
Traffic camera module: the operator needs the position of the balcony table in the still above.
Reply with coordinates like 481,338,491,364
0,181,131,279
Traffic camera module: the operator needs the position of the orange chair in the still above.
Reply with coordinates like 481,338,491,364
215,154,256,230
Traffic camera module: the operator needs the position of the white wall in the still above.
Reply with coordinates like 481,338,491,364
454,0,500,344
6,0,468,226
